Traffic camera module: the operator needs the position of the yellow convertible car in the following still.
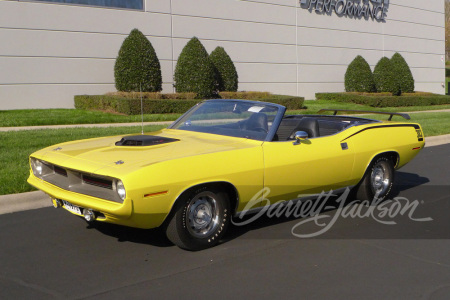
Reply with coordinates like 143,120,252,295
28,99,424,250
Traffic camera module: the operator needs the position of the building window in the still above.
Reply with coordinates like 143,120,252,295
25,0,144,10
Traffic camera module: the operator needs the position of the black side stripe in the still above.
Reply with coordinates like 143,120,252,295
341,124,421,142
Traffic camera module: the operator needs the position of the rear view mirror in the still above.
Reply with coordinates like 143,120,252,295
293,131,308,145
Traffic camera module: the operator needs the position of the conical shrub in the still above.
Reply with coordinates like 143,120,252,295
373,57,401,96
391,52,414,93
114,29,162,92
345,55,376,93
210,47,238,92
174,37,216,98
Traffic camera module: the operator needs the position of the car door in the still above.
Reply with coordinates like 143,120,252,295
262,134,355,204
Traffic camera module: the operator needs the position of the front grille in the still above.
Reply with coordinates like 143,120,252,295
33,159,123,203
54,165,68,177
82,175,113,189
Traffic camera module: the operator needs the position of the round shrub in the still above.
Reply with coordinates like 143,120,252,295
210,47,238,92
114,29,162,92
345,55,376,93
174,37,216,98
391,52,414,93
373,57,401,96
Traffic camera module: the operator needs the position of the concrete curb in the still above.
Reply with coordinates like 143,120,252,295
424,134,450,147
1,134,449,216
0,191,51,215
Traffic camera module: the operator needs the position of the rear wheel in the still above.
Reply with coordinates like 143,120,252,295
165,187,230,251
355,156,394,204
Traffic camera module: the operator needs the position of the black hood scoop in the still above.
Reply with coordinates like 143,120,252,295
115,135,179,146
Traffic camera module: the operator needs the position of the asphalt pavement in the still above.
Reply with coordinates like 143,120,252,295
0,143,449,299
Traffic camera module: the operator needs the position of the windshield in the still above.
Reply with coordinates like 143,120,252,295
170,100,281,141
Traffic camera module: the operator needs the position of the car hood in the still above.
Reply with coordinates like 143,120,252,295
35,129,261,174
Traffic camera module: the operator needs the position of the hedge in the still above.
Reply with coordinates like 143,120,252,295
344,55,376,93
75,95,199,114
446,67,450,78
210,47,238,92
114,29,162,92
315,92,450,107
75,93,305,115
174,37,216,98
373,57,401,96
391,53,414,94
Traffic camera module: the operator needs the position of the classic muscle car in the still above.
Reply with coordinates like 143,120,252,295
28,99,424,250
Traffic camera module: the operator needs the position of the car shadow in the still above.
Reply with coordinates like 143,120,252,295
223,171,430,243
86,222,173,248
389,171,430,197
84,171,430,249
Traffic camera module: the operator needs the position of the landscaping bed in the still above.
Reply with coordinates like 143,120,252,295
316,92,450,107
74,92,305,115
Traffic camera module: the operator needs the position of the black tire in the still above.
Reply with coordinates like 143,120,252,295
165,187,230,251
354,156,395,204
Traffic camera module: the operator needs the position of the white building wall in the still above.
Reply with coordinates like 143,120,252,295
0,0,445,109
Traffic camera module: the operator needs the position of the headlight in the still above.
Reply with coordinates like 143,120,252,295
31,158,44,177
116,180,126,201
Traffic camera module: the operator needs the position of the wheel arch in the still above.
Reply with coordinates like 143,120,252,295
359,151,399,184
162,181,239,228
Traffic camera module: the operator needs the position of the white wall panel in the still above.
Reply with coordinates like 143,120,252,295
0,0,445,109
0,1,172,36
172,15,296,45
297,64,347,83
387,4,443,27
200,40,297,64
0,84,115,109
236,63,297,83
239,0,297,7
414,82,446,95
171,0,296,26
0,57,174,85
0,28,173,60
144,0,171,13
392,0,443,13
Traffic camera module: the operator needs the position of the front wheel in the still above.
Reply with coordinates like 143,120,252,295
354,156,395,204
165,187,230,251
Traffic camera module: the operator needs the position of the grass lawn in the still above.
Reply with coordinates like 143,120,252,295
0,124,166,195
1,101,450,127
1,111,448,195
357,112,450,137
0,109,182,127
293,100,450,114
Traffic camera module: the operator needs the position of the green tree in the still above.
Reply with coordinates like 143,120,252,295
210,47,238,92
174,37,216,98
373,57,401,96
391,52,414,93
344,55,376,93
114,29,162,92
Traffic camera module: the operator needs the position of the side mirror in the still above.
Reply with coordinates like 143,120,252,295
293,131,308,145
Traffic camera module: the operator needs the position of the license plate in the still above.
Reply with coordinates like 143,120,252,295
62,200,82,215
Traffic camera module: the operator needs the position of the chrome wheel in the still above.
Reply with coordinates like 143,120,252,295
354,156,395,203
165,187,231,250
370,160,392,198
186,192,220,238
